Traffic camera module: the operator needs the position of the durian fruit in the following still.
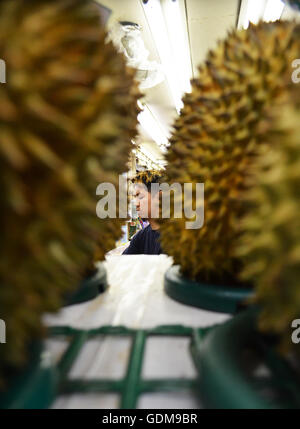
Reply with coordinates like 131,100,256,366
0,0,140,388
159,21,300,283
236,86,300,354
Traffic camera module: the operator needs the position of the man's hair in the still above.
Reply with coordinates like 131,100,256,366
132,170,163,193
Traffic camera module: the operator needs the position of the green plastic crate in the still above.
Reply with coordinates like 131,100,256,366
190,307,300,409
165,265,253,314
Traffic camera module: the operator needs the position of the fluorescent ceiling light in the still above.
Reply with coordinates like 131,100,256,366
263,0,284,22
161,0,192,94
141,0,192,113
238,0,284,29
145,103,171,142
137,103,169,148
240,0,266,29
135,145,164,169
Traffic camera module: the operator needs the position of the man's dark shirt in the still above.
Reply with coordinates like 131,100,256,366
122,224,162,255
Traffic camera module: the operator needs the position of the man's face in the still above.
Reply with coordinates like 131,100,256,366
133,183,160,219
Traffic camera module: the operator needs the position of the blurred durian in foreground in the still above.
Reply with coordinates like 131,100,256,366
0,0,140,387
159,20,300,283
236,87,300,353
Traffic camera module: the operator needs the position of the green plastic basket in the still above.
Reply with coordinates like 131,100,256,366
63,263,108,307
1,324,208,409
0,341,58,409
47,324,204,409
164,265,253,314
190,306,300,409
3,313,299,409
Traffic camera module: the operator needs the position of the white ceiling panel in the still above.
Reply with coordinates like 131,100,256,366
186,0,239,77
96,0,240,163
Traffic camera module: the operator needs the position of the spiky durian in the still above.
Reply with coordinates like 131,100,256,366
159,21,300,283
236,87,300,353
0,0,140,388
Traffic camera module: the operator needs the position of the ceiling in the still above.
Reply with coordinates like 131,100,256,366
95,0,299,168
187,0,239,74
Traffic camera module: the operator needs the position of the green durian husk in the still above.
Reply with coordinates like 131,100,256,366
236,87,300,355
159,20,300,284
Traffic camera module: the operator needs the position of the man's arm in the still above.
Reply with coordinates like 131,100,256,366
122,230,142,254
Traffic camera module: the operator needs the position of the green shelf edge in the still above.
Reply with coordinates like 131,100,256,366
164,264,253,314
63,262,108,307
0,342,58,409
190,306,300,409
49,324,203,409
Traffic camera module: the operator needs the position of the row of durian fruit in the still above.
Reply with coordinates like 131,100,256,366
1,0,300,392
0,0,141,389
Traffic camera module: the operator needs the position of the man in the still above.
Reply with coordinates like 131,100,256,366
122,171,162,255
